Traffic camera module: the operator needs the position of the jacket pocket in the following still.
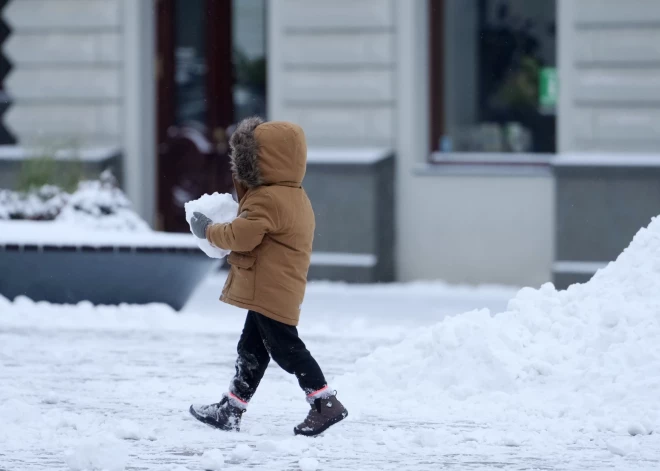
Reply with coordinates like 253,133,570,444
227,252,256,300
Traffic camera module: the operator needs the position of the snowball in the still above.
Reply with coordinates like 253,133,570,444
64,436,129,471
0,293,10,308
184,193,238,259
298,457,320,471
231,443,252,461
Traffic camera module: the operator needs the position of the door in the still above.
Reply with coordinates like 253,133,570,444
156,0,267,232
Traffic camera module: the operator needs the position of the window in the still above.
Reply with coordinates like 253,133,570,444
430,0,557,156
232,0,267,122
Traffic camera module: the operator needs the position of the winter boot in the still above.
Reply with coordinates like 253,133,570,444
294,393,348,437
189,395,246,432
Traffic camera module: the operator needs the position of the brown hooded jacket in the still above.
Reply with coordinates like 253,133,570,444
206,118,314,326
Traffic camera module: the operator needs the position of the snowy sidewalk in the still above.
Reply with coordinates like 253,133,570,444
1,276,659,470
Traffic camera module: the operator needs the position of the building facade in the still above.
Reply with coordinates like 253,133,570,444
3,0,659,287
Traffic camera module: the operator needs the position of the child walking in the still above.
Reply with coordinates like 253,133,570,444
189,117,348,436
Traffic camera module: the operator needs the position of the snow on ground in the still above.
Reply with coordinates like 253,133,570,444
4,218,660,469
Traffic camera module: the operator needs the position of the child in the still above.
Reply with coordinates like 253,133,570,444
189,117,348,436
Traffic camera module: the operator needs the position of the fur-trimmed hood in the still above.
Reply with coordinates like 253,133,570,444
229,117,307,188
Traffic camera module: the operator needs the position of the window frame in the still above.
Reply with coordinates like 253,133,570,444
427,0,557,165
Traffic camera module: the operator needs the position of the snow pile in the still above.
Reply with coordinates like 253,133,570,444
0,171,149,231
184,192,238,258
339,215,660,437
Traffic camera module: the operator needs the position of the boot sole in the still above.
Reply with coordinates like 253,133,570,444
293,410,348,437
189,405,240,432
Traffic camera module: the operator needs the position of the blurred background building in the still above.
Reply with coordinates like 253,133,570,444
1,0,658,288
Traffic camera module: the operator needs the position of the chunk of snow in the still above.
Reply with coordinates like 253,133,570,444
114,419,143,440
42,391,59,405
64,436,129,471
184,193,238,259
200,449,225,470
256,440,280,453
627,423,652,436
298,457,320,471
607,438,638,457
499,435,523,447
231,443,252,461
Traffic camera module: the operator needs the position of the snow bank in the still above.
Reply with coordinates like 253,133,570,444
184,193,238,258
338,215,660,439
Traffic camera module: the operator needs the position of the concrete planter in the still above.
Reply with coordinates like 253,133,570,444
0,222,216,310
305,148,395,283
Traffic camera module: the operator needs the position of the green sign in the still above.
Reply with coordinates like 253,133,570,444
539,67,558,109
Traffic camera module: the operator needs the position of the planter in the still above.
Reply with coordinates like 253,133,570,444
0,221,216,310
305,148,395,283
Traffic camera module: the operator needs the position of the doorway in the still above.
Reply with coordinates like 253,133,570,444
155,0,267,232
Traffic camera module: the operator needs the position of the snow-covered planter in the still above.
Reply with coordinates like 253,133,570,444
0,172,217,310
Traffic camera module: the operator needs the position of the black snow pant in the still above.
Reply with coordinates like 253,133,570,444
229,311,327,402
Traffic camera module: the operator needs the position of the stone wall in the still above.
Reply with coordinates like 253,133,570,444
4,0,123,147
268,0,396,148
559,0,660,153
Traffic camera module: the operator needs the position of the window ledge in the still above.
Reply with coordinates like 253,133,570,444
430,152,553,165
415,152,554,177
